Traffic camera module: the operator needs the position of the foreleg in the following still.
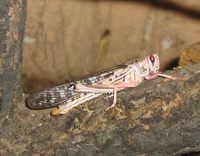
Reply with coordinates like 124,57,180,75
158,73,181,80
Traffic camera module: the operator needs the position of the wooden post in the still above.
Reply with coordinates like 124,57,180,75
0,0,26,127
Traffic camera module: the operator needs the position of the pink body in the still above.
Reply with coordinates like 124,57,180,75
74,54,177,111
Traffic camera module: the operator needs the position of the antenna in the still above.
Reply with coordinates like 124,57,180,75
153,0,160,55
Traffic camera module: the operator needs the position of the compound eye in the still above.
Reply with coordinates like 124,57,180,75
149,55,155,64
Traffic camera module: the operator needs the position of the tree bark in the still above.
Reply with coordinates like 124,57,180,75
0,0,26,126
1,63,200,156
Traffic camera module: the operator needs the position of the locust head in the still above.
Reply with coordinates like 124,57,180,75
144,54,160,80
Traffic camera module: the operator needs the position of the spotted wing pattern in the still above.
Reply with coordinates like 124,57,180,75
26,83,80,109
26,62,135,109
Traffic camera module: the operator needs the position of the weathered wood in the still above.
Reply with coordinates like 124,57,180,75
179,41,200,66
1,63,200,156
22,0,200,93
0,0,26,127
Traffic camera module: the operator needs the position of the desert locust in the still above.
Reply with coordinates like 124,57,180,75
26,54,178,115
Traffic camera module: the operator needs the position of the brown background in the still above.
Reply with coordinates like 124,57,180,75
22,0,200,93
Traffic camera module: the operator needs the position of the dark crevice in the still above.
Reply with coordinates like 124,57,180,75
181,151,200,156
164,57,180,70
81,0,200,21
